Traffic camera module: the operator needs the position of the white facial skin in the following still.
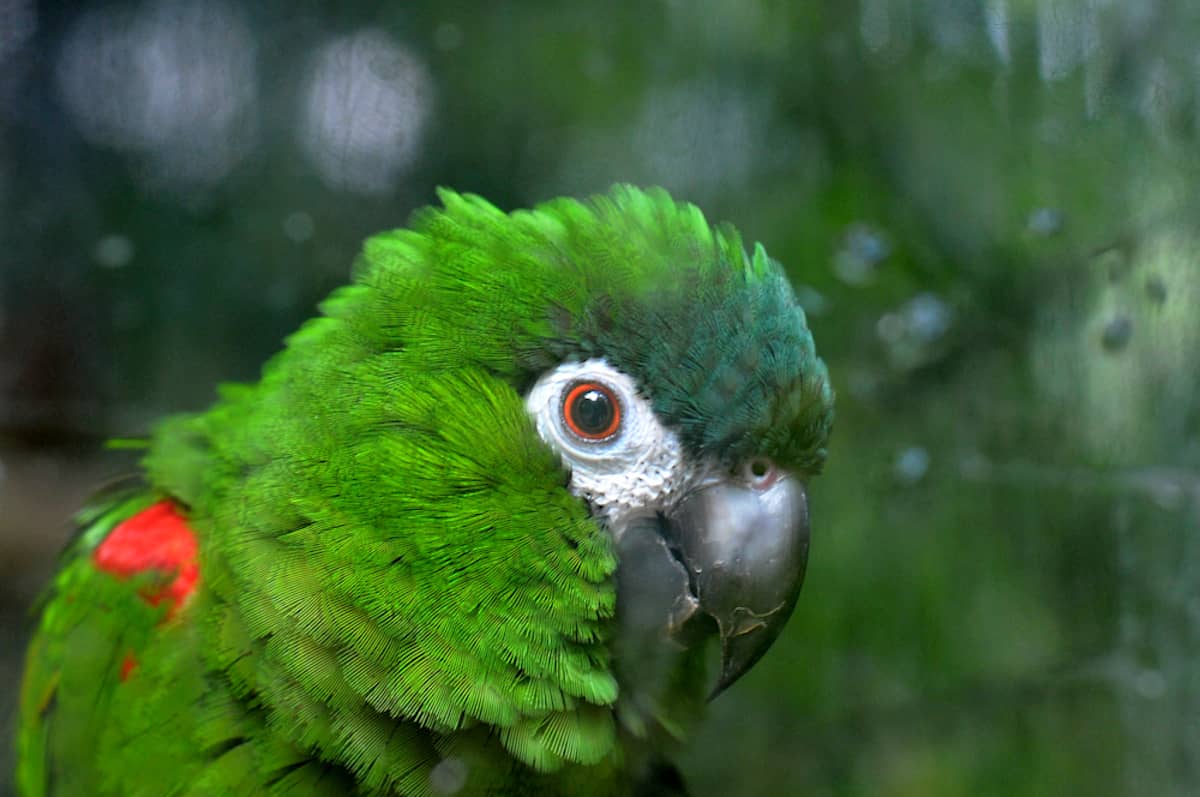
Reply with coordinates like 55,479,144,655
524,358,716,536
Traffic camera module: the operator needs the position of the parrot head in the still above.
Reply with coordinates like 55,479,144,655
523,309,822,702
499,185,834,725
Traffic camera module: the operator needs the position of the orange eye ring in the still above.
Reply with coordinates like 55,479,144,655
562,381,622,440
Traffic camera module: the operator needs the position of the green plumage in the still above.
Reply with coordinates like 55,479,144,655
17,186,833,796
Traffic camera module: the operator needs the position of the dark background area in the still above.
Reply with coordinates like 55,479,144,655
3,1,1200,794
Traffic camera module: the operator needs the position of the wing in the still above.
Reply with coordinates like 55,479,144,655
17,481,361,797
16,482,164,796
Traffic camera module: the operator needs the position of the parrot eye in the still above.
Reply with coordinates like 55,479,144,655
562,381,622,441
743,457,779,490
526,358,685,525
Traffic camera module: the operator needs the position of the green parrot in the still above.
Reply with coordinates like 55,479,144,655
16,186,833,796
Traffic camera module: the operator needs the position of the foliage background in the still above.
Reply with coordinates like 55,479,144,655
2,1,1197,794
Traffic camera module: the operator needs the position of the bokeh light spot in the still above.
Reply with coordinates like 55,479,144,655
55,0,258,191
300,29,433,196
93,234,135,268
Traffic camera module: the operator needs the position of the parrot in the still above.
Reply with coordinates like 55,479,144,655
15,185,833,796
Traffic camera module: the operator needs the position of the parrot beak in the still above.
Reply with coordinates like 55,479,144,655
611,471,809,703
665,473,810,697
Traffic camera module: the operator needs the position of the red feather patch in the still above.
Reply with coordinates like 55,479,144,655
93,501,200,616
119,651,139,682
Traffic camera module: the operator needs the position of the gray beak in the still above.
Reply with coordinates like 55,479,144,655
613,472,810,701
667,475,810,696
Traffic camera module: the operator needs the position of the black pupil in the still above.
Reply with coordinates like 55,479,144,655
572,388,614,435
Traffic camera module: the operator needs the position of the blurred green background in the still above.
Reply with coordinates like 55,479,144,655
2,1,1198,795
